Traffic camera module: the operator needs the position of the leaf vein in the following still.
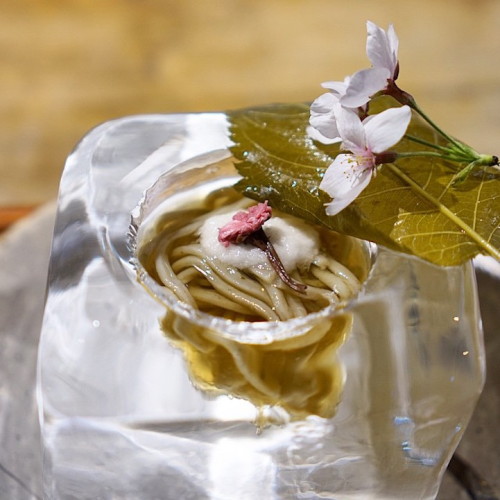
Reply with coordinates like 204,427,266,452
396,230,466,240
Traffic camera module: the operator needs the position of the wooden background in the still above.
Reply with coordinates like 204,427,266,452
2,0,500,209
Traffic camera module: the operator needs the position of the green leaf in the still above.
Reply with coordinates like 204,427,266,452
228,99,500,266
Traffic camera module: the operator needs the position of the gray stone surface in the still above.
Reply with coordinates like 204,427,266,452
439,264,500,499
0,204,498,499
0,204,54,499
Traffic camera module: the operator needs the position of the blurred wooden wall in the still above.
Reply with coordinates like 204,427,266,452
2,0,500,209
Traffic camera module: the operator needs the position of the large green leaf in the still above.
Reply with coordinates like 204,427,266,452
228,99,500,266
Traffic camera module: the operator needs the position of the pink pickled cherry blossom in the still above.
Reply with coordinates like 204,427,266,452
217,202,307,293
218,201,272,246
319,105,411,215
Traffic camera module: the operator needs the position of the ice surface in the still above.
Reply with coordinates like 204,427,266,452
38,113,485,499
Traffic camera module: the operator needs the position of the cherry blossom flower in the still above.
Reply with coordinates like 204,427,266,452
309,80,370,145
319,105,411,215
341,21,399,108
366,21,399,79
218,201,272,246
308,21,400,141
217,202,307,292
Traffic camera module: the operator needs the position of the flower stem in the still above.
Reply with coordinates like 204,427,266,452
396,151,471,163
452,155,499,184
405,134,447,151
404,135,472,160
386,163,500,260
247,228,307,293
387,81,474,155
406,100,471,154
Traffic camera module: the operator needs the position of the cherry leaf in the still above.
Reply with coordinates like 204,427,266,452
228,99,500,266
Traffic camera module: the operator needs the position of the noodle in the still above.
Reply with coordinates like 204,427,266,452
139,189,365,322
136,181,370,422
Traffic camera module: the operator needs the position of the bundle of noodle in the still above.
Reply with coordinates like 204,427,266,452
162,309,351,420
137,188,368,421
140,192,363,322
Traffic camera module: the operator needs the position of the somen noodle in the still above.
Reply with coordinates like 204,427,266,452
138,187,366,322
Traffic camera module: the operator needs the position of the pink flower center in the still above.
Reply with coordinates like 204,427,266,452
354,149,376,170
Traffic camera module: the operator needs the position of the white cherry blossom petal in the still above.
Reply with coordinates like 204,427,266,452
340,67,390,108
309,109,341,141
320,154,373,215
386,24,399,67
366,21,399,76
321,79,349,96
310,92,339,114
364,105,411,153
336,106,367,154
307,125,341,145
309,93,342,142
